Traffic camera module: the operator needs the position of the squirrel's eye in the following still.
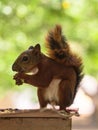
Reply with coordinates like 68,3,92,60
22,56,28,62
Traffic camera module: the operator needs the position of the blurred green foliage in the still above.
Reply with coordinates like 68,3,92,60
0,0,98,94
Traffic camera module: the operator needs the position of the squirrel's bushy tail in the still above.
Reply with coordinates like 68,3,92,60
45,25,70,63
45,25,83,99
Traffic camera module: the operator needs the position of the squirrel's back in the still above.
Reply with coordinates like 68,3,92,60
45,25,83,99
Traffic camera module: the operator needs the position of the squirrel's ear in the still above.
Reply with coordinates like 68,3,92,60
34,44,40,52
28,46,34,50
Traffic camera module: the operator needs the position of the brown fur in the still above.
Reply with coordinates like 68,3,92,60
12,25,83,110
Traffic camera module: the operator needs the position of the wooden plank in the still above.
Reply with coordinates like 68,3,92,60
0,109,71,130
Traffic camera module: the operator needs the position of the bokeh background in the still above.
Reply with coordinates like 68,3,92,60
0,0,98,129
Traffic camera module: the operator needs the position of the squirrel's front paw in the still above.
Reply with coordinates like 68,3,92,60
13,73,23,85
16,79,23,85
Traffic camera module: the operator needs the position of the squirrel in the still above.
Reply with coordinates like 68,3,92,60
12,25,83,111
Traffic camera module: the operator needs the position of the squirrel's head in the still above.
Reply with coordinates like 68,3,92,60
12,44,41,73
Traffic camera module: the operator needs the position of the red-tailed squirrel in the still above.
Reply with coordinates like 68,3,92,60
12,25,83,110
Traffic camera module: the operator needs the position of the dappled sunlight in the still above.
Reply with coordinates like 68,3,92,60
2,5,12,15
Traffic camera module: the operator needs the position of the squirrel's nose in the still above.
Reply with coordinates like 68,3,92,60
12,62,21,72
12,63,17,71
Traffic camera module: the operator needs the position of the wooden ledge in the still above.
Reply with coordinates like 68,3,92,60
0,109,72,130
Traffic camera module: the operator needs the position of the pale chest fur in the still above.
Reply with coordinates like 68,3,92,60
44,79,61,104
